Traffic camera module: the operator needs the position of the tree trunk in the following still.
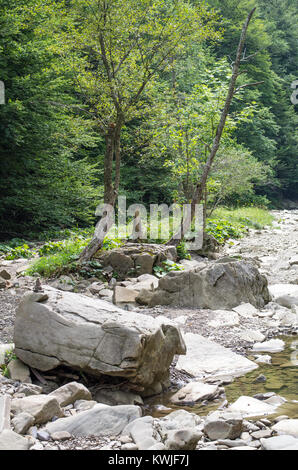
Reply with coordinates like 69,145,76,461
167,8,256,245
79,121,122,263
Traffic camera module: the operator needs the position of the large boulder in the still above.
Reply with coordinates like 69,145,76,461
136,260,270,309
96,243,177,279
14,288,185,393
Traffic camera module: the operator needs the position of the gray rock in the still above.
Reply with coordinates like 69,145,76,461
176,333,258,379
204,411,243,441
45,404,141,437
170,382,221,405
0,429,32,450
275,295,298,309
73,400,97,412
121,416,159,450
113,286,139,305
0,269,11,280
251,429,272,439
49,382,92,407
165,429,202,450
17,384,43,396
161,410,201,430
50,431,72,441
7,358,31,383
11,412,34,434
37,430,51,441
94,389,143,406
136,261,270,309
11,394,63,425
14,288,185,391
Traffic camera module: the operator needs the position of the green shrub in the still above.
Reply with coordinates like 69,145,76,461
5,244,34,260
206,219,246,244
153,259,184,278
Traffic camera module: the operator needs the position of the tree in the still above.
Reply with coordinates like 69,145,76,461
0,0,99,238
167,7,259,244
48,0,219,260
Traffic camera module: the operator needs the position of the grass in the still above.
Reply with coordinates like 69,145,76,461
209,207,274,230
25,206,274,277
26,238,89,278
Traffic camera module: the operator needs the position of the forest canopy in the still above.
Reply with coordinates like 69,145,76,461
0,0,297,238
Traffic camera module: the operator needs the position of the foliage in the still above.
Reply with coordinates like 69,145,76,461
153,259,185,278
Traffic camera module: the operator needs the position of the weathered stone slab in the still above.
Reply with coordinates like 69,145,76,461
176,333,258,379
14,288,185,391
45,404,141,437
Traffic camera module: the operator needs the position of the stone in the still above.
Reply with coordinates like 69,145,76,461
113,286,139,305
7,358,31,383
122,443,139,450
165,429,202,450
208,310,239,328
0,429,31,450
170,382,221,405
50,431,72,441
261,435,298,450
176,333,258,379
17,384,43,396
252,339,285,353
275,295,298,309
274,415,289,423
161,410,201,429
230,446,257,450
121,416,159,450
49,382,92,407
251,429,272,439
94,389,143,406
0,269,11,280
289,256,298,266
36,430,51,441
255,355,272,364
233,303,258,318
46,404,141,437
228,396,277,417
271,419,298,438
204,411,243,441
74,400,97,412
136,261,270,309
269,284,298,298
14,288,186,391
50,275,75,292
11,412,34,434
88,282,105,295
240,331,266,343
0,395,11,433
11,394,63,425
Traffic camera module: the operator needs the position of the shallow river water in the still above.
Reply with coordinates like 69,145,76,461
146,335,298,420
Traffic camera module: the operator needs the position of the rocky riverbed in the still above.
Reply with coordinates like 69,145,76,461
0,210,297,450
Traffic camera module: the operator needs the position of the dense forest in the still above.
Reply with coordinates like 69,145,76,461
0,0,297,239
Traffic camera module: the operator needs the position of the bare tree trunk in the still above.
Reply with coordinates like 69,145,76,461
167,8,256,245
79,121,122,262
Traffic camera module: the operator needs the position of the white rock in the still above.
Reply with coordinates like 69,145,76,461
252,339,285,353
170,382,221,405
208,310,239,328
228,396,277,417
240,330,266,343
233,303,258,318
269,284,298,298
271,419,298,438
261,435,298,450
255,355,272,364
